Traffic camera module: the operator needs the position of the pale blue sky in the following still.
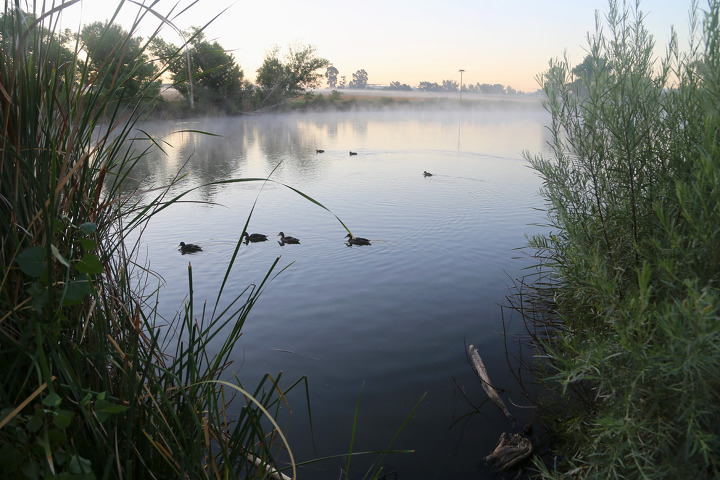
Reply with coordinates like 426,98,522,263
60,0,698,92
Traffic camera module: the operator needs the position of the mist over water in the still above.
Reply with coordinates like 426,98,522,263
125,100,551,479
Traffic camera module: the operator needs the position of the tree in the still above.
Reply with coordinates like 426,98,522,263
151,28,250,113
385,81,412,91
568,53,608,95
442,79,459,92
326,66,339,88
349,69,368,88
477,83,506,94
255,44,329,108
0,9,75,69
81,21,160,101
417,81,441,92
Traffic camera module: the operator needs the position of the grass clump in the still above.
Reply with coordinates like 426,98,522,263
0,2,297,478
522,0,720,477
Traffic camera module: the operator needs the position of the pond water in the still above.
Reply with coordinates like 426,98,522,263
123,98,551,479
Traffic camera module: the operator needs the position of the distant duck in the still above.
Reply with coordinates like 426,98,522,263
278,232,300,244
345,233,371,245
242,232,268,243
349,151,358,156
179,242,202,253
316,149,325,153
423,171,433,177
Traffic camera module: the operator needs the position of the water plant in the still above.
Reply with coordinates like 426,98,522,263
517,0,720,477
0,2,423,478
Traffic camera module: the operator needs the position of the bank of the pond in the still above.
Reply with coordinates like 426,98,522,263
522,1,720,478
153,86,543,118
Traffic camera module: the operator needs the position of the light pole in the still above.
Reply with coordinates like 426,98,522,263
458,69,465,100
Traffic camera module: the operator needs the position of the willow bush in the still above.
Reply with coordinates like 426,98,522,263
0,2,297,478
524,0,720,477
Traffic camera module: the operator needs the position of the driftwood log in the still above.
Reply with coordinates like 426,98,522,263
484,432,534,471
467,344,514,421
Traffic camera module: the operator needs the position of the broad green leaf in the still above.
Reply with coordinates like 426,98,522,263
78,222,97,235
77,238,97,250
53,409,74,430
26,412,43,433
75,253,103,274
42,392,61,407
16,246,46,277
62,275,93,305
95,398,129,422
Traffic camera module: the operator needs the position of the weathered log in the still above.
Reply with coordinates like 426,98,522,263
485,432,533,471
468,344,514,421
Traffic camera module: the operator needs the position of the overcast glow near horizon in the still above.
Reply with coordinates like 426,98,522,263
58,0,697,92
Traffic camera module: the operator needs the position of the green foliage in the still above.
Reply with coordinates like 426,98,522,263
384,81,412,91
326,65,339,88
0,3,297,478
348,69,368,88
152,28,251,114
523,0,720,478
254,43,330,110
80,21,161,102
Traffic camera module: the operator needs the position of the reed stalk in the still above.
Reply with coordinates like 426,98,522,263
0,2,298,478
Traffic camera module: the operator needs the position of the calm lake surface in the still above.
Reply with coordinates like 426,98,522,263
125,98,551,479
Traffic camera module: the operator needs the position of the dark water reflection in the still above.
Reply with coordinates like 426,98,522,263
124,101,551,479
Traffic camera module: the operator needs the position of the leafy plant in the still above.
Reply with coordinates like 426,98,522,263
519,0,720,478
0,2,299,478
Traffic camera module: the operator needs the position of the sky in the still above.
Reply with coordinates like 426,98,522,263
56,0,699,92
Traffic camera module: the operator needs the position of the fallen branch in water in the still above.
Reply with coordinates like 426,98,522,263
468,344,514,421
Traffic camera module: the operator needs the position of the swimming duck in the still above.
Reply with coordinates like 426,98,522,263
349,151,358,156
179,242,202,253
278,232,300,244
423,171,433,177
345,233,371,245
243,232,268,243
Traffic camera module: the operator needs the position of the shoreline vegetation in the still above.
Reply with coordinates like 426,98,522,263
0,2,420,479
154,86,543,118
515,0,720,477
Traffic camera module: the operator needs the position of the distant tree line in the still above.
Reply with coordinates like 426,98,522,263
417,80,519,94
23,6,522,118
325,66,521,95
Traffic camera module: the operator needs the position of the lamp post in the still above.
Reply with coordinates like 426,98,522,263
459,69,465,100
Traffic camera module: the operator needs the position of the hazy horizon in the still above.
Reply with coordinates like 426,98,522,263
59,0,695,92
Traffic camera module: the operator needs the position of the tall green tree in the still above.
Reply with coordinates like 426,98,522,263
386,81,412,91
151,28,249,113
326,65,339,88
418,81,441,92
442,79,458,91
349,69,368,88
0,9,75,68
81,21,160,101
254,43,329,109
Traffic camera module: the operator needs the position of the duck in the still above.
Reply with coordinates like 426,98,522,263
179,242,202,253
345,233,371,245
316,149,325,153
278,232,300,244
423,171,433,177
242,232,268,243
349,151,358,156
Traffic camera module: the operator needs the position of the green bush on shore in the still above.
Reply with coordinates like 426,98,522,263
524,0,720,477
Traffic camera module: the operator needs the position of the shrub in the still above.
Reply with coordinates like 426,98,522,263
523,0,720,477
